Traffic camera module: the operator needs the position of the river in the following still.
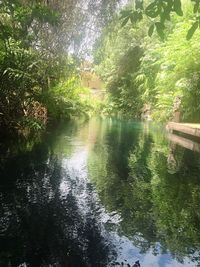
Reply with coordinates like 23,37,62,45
0,117,200,267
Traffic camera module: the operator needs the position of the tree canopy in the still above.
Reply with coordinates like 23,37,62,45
1,0,200,136
120,0,200,40
0,0,119,136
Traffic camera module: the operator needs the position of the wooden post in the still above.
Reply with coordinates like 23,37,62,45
174,111,181,122
172,96,182,122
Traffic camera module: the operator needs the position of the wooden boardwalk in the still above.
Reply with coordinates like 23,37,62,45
166,122,200,138
168,133,200,152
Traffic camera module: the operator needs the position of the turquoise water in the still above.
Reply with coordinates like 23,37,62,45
0,117,200,266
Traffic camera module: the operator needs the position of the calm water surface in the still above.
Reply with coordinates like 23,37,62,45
1,117,200,267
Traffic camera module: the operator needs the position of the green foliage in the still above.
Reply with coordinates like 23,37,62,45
94,18,146,117
0,0,64,134
120,0,200,40
0,0,117,135
43,77,97,120
94,1,200,122
19,117,45,136
142,18,200,122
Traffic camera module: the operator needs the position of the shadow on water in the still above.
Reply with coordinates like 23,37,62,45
0,118,200,266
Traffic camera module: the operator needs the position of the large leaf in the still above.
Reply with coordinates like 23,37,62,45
120,10,132,19
193,1,200,13
174,0,183,16
186,21,199,40
148,24,155,37
160,12,171,23
130,11,143,24
145,2,161,18
155,22,165,40
121,16,130,27
135,0,144,10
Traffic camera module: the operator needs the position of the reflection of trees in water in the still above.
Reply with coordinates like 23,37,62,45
125,134,158,252
151,145,200,263
128,130,200,262
88,120,142,206
129,133,200,263
88,124,200,265
0,141,112,266
2,119,200,266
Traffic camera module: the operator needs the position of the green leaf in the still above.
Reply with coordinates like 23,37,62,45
155,22,165,40
145,2,160,18
120,10,132,19
135,0,144,10
174,0,183,16
160,12,170,24
193,2,200,13
130,13,136,24
186,21,199,40
148,24,155,37
121,16,129,27
161,5,171,22
129,11,143,24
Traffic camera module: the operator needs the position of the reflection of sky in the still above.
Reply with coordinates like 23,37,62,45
59,141,194,267
109,233,193,267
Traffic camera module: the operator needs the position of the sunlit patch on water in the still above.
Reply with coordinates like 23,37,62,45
60,147,122,227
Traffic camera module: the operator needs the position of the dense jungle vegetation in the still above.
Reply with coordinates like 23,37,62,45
0,0,118,137
94,0,200,121
1,0,200,137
